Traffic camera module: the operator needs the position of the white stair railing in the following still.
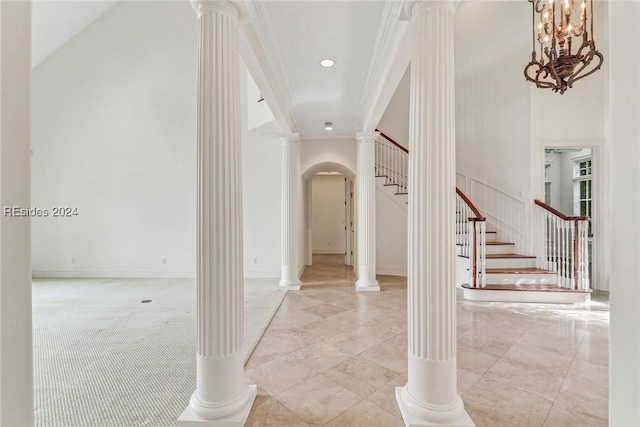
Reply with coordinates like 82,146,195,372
534,200,590,291
375,132,408,193
374,130,486,288
457,189,486,288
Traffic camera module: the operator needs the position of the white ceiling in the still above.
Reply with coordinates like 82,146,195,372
31,0,406,140
246,1,405,139
32,0,118,67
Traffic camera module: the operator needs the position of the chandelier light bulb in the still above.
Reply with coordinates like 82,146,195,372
524,0,604,94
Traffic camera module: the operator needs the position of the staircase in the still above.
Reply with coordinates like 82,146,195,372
375,130,591,304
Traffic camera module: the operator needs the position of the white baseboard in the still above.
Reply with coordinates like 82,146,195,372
32,270,196,279
298,263,306,277
312,248,346,255
34,269,283,280
377,267,407,277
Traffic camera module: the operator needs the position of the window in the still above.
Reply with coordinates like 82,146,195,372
573,157,592,237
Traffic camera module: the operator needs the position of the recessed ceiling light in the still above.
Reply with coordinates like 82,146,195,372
324,122,334,131
320,59,335,68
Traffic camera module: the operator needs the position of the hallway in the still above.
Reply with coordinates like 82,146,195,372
245,255,609,426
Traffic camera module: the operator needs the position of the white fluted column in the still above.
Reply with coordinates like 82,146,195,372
355,132,380,291
279,133,302,290
396,1,474,425
179,1,256,425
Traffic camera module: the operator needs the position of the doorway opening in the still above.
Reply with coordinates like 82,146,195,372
544,147,595,285
306,172,354,268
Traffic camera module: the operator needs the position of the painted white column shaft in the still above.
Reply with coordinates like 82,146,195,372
279,134,302,290
0,2,34,425
356,132,380,291
179,1,256,425
396,1,474,425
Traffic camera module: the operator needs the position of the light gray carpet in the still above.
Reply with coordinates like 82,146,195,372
32,277,286,427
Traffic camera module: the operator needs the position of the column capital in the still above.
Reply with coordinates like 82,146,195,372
355,131,380,143
404,0,457,18
191,0,242,18
279,133,301,144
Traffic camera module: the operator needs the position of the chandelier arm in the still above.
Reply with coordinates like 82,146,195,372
523,0,602,93
567,50,604,87
524,62,557,91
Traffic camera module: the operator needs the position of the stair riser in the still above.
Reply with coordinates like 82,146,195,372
463,288,591,304
456,233,497,243
485,273,557,285
456,245,515,256
485,245,515,255
485,257,537,269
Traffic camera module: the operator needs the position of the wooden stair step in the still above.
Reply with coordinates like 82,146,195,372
486,253,536,259
462,283,591,293
486,268,554,274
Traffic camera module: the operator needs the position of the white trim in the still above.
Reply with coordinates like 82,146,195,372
377,267,407,277
243,1,304,134
462,288,591,304
356,0,409,132
238,25,294,133
312,249,346,255
32,270,196,279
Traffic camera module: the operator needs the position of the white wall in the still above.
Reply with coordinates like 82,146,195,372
31,2,198,277
609,2,640,424
31,1,283,279
455,1,533,253
311,175,346,254
0,1,34,424
376,182,407,276
377,66,410,147
301,139,357,178
241,130,282,278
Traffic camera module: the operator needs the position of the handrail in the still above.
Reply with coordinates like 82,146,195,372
375,128,409,153
456,188,486,288
533,200,590,291
457,188,484,219
534,199,588,221
375,129,486,288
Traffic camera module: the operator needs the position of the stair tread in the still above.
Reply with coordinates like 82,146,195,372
486,268,555,274
486,253,536,259
462,283,591,293
458,241,512,246
395,192,408,195
459,253,535,259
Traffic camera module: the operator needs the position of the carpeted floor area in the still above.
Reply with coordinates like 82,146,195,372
32,277,286,427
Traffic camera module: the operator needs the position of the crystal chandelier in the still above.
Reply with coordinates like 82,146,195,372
524,0,604,94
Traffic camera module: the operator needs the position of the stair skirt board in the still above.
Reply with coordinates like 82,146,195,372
461,284,591,304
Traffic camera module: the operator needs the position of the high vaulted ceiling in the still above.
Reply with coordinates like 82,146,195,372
32,0,410,139
32,0,118,67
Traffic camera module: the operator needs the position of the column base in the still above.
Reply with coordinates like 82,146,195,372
395,387,475,427
278,279,301,291
178,385,257,427
356,279,380,292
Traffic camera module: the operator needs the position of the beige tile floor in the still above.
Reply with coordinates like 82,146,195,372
245,255,609,427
